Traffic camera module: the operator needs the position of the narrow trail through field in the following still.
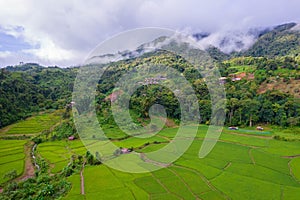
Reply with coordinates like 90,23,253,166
226,131,272,139
282,154,300,158
249,148,256,165
223,162,232,170
0,142,37,193
287,160,300,183
15,141,35,181
173,165,230,200
0,134,35,137
107,167,137,200
80,162,86,195
140,153,170,167
156,134,171,142
151,173,183,200
168,168,199,199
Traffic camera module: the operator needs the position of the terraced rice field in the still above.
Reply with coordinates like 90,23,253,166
0,111,62,135
0,140,26,184
62,126,300,199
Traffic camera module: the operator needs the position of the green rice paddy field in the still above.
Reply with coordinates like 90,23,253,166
1,116,300,199
0,111,62,135
59,126,300,200
0,140,26,184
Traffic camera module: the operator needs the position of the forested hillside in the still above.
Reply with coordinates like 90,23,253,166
1,23,300,129
0,64,77,127
241,22,300,57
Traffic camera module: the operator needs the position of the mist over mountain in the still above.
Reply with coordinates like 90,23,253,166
192,22,299,57
85,22,300,64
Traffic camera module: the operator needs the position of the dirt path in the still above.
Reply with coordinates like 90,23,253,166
223,162,232,170
226,131,272,139
140,153,170,167
156,134,171,142
173,165,230,200
0,142,36,193
287,160,300,183
151,173,184,199
282,154,300,159
249,148,256,165
80,162,86,195
15,141,35,181
168,168,200,199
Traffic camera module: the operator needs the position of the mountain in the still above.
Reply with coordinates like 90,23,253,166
0,22,299,128
0,64,77,127
241,22,300,57
87,22,300,64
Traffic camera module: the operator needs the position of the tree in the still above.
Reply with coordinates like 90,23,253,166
86,151,94,165
241,99,260,127
94,151,102,165
227,98,239,125
3,170,17,180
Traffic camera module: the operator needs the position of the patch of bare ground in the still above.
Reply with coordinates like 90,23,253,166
258,79,300,98
15,141,35,181
80,162,86,195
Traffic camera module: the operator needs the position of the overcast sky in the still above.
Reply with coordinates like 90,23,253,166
0,0,299,67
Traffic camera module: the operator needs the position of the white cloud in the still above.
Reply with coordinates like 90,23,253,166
0,51,12,58
0,0,299,66
23,38,76,63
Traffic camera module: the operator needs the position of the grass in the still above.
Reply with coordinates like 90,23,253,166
0,140,26,184
136,143,168,153
37,140,86,173
112,135,168,148
290,157,300,181
200,191,225,200
226,163,298,186
263,140,300,156
62,174,82,200
272,126,300,140
227,65,257,73
211,172,282,200
82,165,149,199
5,123,297,199
251,149,291,175
169,166,211,195
0,111,62,135
134,176,167,194
282,186,300,200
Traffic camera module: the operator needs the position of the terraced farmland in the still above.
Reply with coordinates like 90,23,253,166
0,111,62,135
0,140,26,184
1,118,299,200
61,126,300,199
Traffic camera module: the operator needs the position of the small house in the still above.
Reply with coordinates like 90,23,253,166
121,148,130,154
256,126,264,131
228,126,239,130
68,136,75,140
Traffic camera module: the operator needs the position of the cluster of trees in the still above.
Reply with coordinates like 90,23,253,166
242,22,300,57
225,80,299,127
0,65,77,128
0,157,71,200
1,45,299,129
93,51,299,127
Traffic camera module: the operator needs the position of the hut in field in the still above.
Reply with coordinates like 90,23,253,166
68,136,75,140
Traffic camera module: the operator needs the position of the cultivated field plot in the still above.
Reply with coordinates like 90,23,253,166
0,140,26,184
0,111,62,135
37,140,89,173
63,126,300,199
37,139,104,173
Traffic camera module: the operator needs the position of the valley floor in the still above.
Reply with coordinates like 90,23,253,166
1,118,300,199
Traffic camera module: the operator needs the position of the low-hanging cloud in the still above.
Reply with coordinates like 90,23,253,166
0,0,299,66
